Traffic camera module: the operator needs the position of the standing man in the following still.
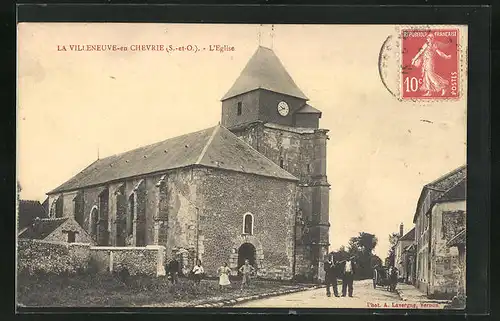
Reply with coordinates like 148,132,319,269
341,256,356,297
324,254,339,297
239,259,256,290
167,256,180,284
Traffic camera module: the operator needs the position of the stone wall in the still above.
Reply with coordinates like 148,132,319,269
233,122,330,281
196,167,297,280
429,200,466,298
17,239,91,275
89,245,166,276
17,239,165,277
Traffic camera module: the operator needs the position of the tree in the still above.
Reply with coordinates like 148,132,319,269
346,232,379,280
371,254,383,268
386,232,400,267
329,246,349,262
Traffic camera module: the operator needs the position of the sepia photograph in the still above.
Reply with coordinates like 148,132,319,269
16,23,467,310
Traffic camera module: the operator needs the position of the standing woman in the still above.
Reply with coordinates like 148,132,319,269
192,259,204,285
217,262,232,290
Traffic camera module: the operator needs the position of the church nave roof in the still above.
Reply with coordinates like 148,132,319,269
49,125,298,194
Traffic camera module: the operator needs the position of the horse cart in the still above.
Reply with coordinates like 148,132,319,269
373,266,397,292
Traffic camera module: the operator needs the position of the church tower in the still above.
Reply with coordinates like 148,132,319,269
221,46,330,282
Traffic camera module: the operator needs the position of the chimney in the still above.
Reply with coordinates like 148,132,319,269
399,223,404,237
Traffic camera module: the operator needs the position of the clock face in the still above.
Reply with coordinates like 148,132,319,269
277,101,289,116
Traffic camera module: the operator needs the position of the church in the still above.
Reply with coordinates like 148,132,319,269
45,46,331,281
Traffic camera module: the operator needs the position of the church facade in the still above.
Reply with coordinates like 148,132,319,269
45,46,330,281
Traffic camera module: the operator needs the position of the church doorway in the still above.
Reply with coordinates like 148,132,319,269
237,243,256,270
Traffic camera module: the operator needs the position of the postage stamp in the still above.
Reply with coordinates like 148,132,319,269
400,28,460,100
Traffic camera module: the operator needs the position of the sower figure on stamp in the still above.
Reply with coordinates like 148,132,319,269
411,33,452,97
324,254,340,297
340,256,356,297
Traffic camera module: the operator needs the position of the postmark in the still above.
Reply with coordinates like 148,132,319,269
400,28,460,100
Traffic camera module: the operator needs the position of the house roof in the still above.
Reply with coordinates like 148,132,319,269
18,217,68,240
425,165,467,191
221,46,308,101
413,165,467,223
18,200,48,229
400,227,415,242
295,104,322,115
49,125,298,194
436,178,466,203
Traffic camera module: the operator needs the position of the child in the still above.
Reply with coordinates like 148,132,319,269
217,262,232,290
192,259,204,285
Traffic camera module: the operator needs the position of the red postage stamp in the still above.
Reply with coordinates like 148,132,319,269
401,28,460,99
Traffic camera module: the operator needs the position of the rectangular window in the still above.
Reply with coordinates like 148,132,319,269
63,230,78,243
237,102,242,115
67,231,76,243
280,158,284,168
307,164,310,173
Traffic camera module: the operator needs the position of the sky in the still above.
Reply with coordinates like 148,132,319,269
17,23,467,258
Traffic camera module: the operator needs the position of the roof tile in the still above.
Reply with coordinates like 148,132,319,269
18,217,68,240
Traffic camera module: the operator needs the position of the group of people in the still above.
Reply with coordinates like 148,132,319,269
165,257,205,285
165,256,256,291
323,255,357,298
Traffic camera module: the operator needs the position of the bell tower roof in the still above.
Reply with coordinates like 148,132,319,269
221,46,308,101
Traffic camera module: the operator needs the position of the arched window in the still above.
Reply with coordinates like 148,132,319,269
89,206,98,238
128,194,135,237
243,213,254,235
115,186,126,246
50,195,63,218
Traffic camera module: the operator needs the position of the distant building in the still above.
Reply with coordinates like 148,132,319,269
395,226,415,281
18,216,93,244
41,46,331,281
17,200,48,232
401,243,417,284
413,165,466,298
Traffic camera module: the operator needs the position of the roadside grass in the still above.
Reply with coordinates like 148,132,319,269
17,272,306,307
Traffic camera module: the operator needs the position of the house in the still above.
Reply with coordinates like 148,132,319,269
413,165,466,298
18,216,93,244
17,200,48,233
446,227,466,299
401,243,417,284
394,225,415,282
42,46,331,281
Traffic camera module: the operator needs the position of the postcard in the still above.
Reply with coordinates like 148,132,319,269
17,23,467,310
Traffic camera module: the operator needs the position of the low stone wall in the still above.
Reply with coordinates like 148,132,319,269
17,239,166,277
17,239,91,275
89,245,166,276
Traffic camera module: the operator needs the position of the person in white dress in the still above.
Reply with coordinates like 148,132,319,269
411,33,452,96
217,262,232,290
